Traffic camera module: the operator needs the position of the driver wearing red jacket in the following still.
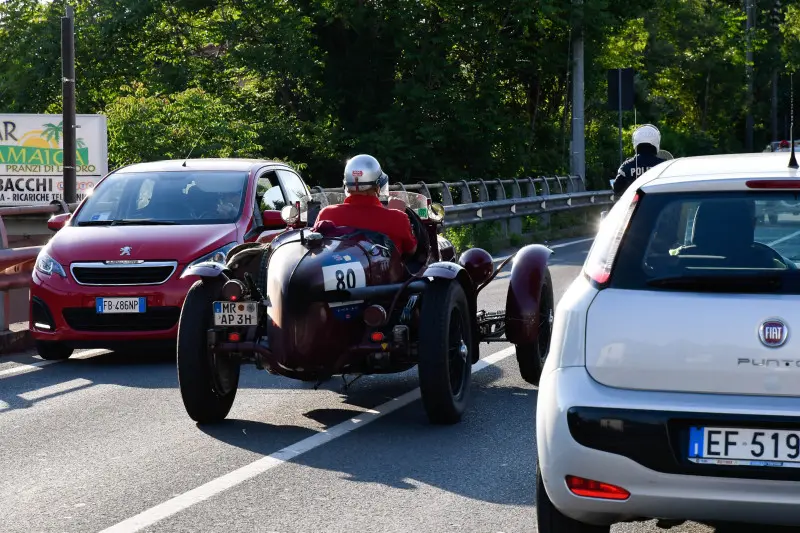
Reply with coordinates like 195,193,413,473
313,154,417,256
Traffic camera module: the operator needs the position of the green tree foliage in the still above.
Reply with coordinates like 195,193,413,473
102,83,262,168
1,0,798,187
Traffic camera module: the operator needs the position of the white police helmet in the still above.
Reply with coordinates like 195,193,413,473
632,124,661,151
343,154,389,196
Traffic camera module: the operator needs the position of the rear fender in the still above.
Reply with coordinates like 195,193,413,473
423,261,480,363
504,244,553,345
423,261,462,280
180,261,231,282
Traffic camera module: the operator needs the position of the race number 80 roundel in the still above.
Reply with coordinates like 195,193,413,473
322,262,366,291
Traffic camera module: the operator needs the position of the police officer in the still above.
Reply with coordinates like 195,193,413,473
612,124,667,197
313,154,417,256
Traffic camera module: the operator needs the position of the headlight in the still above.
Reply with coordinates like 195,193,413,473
35,252,67,277
187,242,237,268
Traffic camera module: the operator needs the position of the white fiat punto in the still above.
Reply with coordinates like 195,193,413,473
536,151,800,532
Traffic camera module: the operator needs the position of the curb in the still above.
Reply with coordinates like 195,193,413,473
0,328,33,355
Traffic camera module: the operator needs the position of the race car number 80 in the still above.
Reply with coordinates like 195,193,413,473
322,262,366,291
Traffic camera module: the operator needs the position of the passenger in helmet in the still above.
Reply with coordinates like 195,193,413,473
612,124,669,197
313,154,417,256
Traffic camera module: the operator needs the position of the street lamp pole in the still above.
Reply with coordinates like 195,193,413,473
570,0,585,182
61,5,77,204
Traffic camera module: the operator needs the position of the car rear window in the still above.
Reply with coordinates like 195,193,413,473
611,190,800,293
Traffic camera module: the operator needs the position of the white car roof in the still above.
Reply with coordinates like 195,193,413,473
638,152,800,193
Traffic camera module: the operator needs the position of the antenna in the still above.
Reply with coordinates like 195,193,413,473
181,124,209,167
790,72,798,169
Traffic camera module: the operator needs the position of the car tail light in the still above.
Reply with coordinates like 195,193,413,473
222,279,246,301
363,305,387,327
370,331,384,342
228,332,241,342
566,476,630,500
583,193,639,286
746,179,800,189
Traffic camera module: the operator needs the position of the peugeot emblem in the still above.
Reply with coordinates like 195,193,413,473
759,318,788,348
120,246,132,256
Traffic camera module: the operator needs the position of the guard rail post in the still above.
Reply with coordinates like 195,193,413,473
539,176,552,229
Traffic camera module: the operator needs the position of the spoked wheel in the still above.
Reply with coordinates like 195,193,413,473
417,279,474,425
516,268,554,385
177,280,241,424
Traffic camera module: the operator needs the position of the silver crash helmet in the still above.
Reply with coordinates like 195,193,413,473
343,154,389,197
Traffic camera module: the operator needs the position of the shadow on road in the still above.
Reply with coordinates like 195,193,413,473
0,346,342,414
197,418,313,452
193,361,540,506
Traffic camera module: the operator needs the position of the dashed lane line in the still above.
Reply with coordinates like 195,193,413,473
97,345,517,533
767,229,800,247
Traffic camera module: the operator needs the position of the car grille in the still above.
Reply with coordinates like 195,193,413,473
62,307,181,332
70,262,177,285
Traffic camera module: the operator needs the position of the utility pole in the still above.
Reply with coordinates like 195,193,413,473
61,5,77,204
772,0,784,142
570,0,585,182
618,69,623,165
773,71,780,142
745,0,754,152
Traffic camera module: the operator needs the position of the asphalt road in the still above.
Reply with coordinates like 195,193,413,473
0,234,757,533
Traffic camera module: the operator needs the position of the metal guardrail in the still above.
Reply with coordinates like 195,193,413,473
0,200,79,331
0,177,613,335
312,175,615,234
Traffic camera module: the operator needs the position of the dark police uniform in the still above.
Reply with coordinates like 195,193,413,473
612,151,667,196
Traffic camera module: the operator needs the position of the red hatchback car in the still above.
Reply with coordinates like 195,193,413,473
30,158,311,360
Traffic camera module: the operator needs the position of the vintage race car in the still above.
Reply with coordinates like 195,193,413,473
176,190,554,425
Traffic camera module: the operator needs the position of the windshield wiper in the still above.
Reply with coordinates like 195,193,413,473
77,219,179,226
646,273,783,292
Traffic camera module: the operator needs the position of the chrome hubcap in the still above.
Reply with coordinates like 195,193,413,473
458,339,468,362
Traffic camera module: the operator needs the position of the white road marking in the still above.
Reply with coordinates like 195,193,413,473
0,349,108,379
98,346,517,533
768,230,800,247
492,236,595,264
18,378,93,401
549,236,596,250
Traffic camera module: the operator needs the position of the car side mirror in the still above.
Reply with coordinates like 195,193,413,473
47,213,71,232
262,210,286,230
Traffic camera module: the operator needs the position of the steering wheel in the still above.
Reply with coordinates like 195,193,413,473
404,207,431,266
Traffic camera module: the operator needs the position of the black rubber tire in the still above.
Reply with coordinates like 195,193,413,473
177,280,240,424
36,340,73,361
417,279,473,425
536,465,611,533
516,268,554,385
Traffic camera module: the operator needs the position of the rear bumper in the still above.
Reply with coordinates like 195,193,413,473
536,366,800,527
